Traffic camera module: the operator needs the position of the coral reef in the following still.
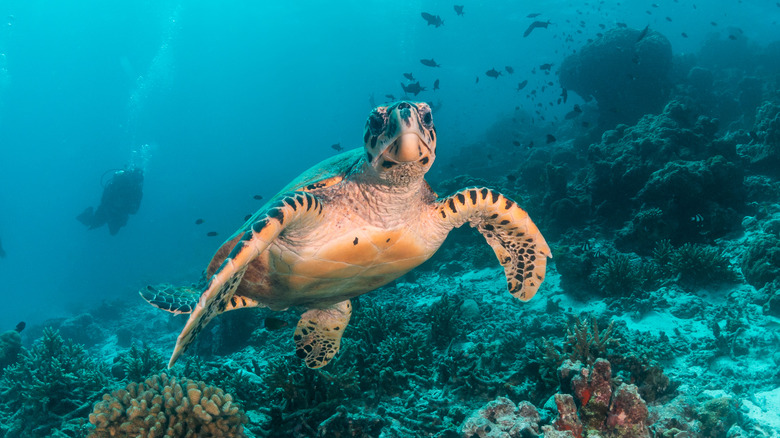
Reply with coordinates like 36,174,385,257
741,232,780,289
460,396,541,437
0,327,107,436
560,27,673,127
88,373,247,437
0,322,23,374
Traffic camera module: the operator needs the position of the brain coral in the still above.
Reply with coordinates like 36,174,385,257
88,373,247,438
560,27,673,126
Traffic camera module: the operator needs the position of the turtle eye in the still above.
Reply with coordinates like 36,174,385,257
421,109,433,129
368,112,386,135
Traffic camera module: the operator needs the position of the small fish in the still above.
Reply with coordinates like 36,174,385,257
516,80,528,90
581,240,593,252
244,214,252,221
264,317,289,331
523,20,552,37
637,25,649,42
433,79,440,90
403,72,415,81
691,214,705,225
565,104,582,119
546,134,556,144
420,58,441,67
666,16,672,22
527,140,534,148
728,35,737,40
454,4,464,16
475,76,480,83
527,13,542,18
15,321,25,333
195,218,205,225
253,194,263,200
512,140,522,146
207,231,218,237
401,81,426,96
539,63,554,71
711,22,718,26
331,143,343,152
421,12,444,27
505,66,514,74
507,174,517,183
486,68,502,78
681,32,688,38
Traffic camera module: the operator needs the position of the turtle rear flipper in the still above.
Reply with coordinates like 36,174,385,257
294,300,352,369
141,284,260,315
437,187,551,301
167,191,325,368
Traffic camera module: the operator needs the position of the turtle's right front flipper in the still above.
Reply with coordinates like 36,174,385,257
166,191,325,368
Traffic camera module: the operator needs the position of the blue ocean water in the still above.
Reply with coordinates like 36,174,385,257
1,0,780,436
0,0,775,327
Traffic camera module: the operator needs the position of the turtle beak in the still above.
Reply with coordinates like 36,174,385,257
384,132,430,163
380,103,433,166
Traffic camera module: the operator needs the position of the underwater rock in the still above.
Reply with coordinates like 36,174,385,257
740,101,780,176
58,313,106,347
606,384,650,437
587,100,742,245
0,326,22,373
551,394,583,437
696,396,739,437
741,233,780,289
560,27,673,127
571,359,612,430
460,396,541,437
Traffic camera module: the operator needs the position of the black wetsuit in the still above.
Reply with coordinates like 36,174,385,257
78,168,144,235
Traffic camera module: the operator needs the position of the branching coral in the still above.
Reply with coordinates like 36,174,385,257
427,293,465,348
118,343,165,382
0,327,107,436
565,317,620,366
88,373,246,437
667,243,739,286
591,253,657,297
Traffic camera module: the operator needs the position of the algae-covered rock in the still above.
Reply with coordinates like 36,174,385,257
607,384,651,437
460,396,541,437
560,27,673,127
697,396,739,437
742,233,780,289
0,328,21,373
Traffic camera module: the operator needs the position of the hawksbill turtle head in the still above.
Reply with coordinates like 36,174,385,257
362,101,437,185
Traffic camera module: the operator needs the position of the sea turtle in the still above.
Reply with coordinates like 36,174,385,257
142,101,551,369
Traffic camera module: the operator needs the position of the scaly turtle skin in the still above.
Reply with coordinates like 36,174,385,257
142,101,551,369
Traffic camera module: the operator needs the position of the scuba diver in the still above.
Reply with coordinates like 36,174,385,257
77,167,144,235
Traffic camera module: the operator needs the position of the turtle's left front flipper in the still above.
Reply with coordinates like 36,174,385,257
437,187,551,301
167,191,324,368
